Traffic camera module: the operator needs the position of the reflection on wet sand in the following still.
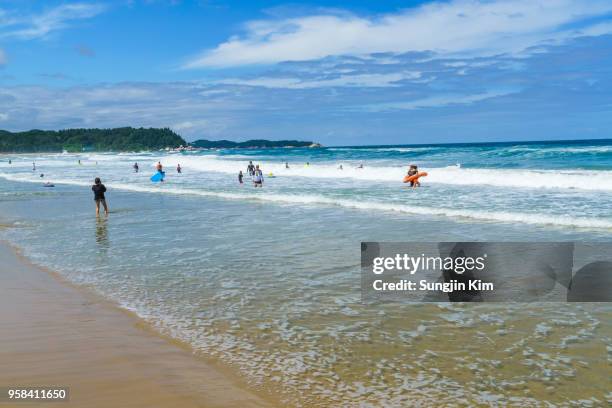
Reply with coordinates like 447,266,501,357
95,216,109,249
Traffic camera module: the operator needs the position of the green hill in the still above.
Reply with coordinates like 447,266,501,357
0,127,186,152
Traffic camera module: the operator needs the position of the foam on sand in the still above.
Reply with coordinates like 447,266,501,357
0,242,273,407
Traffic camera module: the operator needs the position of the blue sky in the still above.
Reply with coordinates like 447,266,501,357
0,0,611,145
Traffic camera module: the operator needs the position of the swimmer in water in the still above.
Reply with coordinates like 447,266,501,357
338,164,343,170
247,161,255,176
133,162,139,172
92,177,109,216
238,171,244,184
357,163,363,169
253,166,264,187
156,161,163,172
177,164,182,173
285,162,289,169
32,162,36,171
407,164,420,188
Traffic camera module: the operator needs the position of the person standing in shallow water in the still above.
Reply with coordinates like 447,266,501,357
247,161,255,176
92,177,109,216
253,166,264,187
238,171,244,184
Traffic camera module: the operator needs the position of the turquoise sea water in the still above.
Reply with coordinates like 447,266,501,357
0,139,611,406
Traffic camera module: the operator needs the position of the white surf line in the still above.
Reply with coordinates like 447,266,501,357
166,157,612,192
1,172,612,230
5,154,612,192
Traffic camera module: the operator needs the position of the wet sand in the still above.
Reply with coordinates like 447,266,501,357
0,242,274,408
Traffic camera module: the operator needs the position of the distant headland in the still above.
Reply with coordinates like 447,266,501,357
0,127,186,152
188,139,322,149
0,128,321,152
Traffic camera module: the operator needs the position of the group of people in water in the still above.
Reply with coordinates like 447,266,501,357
5,157,424,216
132,161,182,175
240,161,265,186
237,161,423,187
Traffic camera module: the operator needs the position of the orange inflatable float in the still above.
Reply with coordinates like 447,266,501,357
403,171,428,183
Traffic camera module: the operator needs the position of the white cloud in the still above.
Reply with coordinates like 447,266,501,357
218,71,422,89
85,86,156,102
0,3,105,40
184,0,612,68
172,118,228,135
0,82,249,138
361,89,519,111
172,120,198,130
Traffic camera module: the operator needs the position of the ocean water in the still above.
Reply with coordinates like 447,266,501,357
0,140,611,407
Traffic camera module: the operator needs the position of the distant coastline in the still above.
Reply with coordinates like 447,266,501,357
0,128,322,152
0,127,186,153
188,139,322,149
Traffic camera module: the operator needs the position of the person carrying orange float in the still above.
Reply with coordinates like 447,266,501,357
403,164,428,187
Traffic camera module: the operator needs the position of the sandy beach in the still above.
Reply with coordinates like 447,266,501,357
0,241,274,408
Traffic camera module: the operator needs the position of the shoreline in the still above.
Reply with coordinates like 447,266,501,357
0,240,277,407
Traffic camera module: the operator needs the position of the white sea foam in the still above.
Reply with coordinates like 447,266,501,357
2,172,611,230
505,146,612,154
158,155,612,192
4,152,612,192
328,146,442,152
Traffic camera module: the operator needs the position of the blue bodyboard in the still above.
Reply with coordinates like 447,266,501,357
150,171,165,182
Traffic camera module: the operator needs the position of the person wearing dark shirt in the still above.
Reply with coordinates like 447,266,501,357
92,177,109,216
238,170,244,184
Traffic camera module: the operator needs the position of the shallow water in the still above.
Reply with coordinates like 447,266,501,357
0,142,611,406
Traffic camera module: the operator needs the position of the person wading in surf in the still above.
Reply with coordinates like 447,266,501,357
253,166,264,187
92,177,109,216
407,164,420,188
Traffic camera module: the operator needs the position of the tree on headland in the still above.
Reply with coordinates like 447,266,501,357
0,127,186,152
